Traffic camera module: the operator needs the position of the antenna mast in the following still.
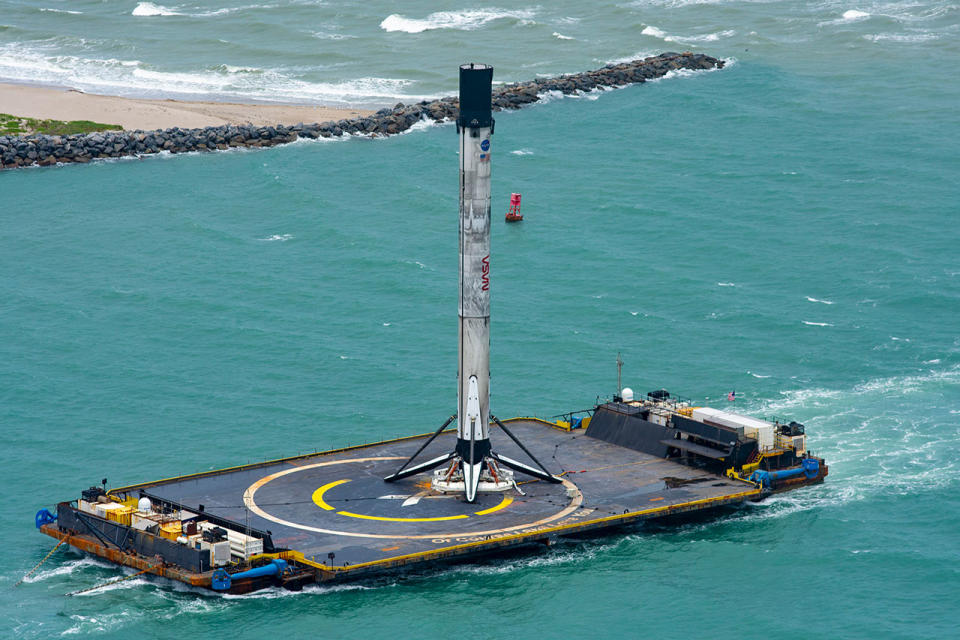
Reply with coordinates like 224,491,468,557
617,352,623,395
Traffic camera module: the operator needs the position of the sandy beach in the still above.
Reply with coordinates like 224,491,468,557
0,82,372,131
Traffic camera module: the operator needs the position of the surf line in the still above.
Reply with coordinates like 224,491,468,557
1,53,725,172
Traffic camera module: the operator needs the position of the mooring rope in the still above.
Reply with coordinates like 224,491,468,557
66,564,159,597
14,539,66,587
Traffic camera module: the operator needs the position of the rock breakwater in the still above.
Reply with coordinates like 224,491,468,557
0,53,722,171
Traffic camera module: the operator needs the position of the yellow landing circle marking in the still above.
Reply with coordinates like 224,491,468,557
474,496,513,515
242,456,582,540
312,480,350,511
338,510,469,523
314,479,514,521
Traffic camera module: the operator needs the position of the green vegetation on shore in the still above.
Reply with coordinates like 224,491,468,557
0,113,122,136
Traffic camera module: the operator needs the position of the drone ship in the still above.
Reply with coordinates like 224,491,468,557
33,64,827,595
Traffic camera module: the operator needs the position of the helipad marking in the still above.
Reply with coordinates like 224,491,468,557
312,480,350,511
474,496,513,515
314,479,514,521
338,510,469,523
242,456,583,540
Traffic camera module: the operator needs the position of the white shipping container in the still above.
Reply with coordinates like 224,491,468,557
77,499,98,515
692,407,775,450
199,540,232,566
228,535,263,559
131,512,163,531
197,522,263,560
792,435,806,453
212,541,231,566
93,502,125,518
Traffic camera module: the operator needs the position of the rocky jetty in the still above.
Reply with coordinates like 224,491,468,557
0,53,723,171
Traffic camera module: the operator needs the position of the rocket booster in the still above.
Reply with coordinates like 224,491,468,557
456,63,494,496
382,63,560,500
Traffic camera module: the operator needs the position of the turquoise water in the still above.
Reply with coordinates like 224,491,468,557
2,1,959,638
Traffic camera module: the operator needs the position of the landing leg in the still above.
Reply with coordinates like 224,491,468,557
384,414,456,482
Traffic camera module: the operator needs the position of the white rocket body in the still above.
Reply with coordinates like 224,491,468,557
457,123,493,450
384,64,558,500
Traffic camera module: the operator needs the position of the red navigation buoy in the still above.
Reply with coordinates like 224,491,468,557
505,192,523,222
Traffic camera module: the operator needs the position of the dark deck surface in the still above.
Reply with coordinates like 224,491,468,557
134,420,758,571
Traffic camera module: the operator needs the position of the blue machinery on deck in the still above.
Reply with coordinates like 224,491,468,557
212,559,289,591
35,509,56,529
749,458,820,488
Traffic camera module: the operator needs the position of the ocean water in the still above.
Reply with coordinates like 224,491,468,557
2,1,959,638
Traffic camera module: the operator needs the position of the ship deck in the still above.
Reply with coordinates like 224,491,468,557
116,419,760,579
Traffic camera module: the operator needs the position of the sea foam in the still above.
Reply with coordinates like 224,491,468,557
132,2,181,16
864,32,940,43
641,25,668,39
132,3,283,18
0,42,427,105
842,9,871,21
380,8,536,33
642,25,735,43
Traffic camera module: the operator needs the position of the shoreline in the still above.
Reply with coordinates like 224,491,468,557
0,53,724,170
0,82,373,131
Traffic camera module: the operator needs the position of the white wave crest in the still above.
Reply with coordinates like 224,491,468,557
20,556,111,583
133,3,291,18
0,43,428,106
132,2,181,17
717,282,736,287
392,117,438,137
206,64,262,74
806,296,834,304
642,25,735,44
802,320,834,326
72,576,151,596
552,32,574,40
219,582,371,599
310,31,357,40
39,8,82,14
843,9,870,21
380,8,536,33
62,612,135,635
448,545,602,577
628,0,740,7
819,9,872,26
603,51,658,66
729,366,960,520
641,25,668,39
258,234,293,242
510,149,534,155
864,32,941,43
652,67,717,84
755,367,960,415
681,29,736,43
